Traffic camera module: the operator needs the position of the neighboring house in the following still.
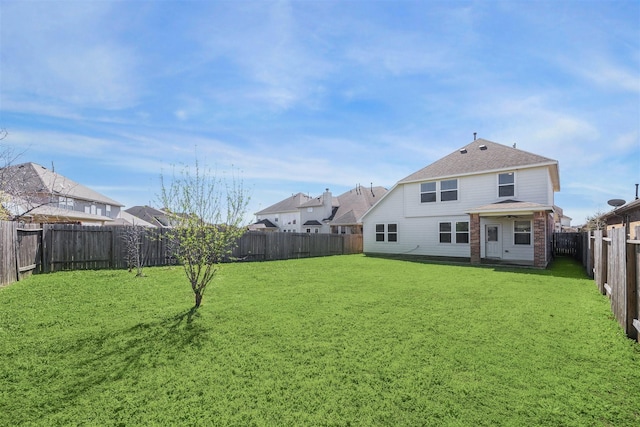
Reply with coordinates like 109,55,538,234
328,185,387,234
252,186,387,234
553,205,574,232
361,139,560,267
107,210,158,227
125,206,175,228
599,197,640,239
0,162,123,225
252,192,314,232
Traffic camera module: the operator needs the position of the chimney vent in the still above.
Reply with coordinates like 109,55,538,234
473,132,477,141
635,183,639,200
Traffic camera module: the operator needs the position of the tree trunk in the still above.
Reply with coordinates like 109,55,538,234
194,291,203,308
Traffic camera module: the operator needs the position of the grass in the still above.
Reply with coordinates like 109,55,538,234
0,255,638,426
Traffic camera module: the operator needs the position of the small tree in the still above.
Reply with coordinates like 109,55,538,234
122,224,147,277
160,161,249,308
584,210,607,231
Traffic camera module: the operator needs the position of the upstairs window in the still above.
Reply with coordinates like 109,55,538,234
499,172,515,197
440,179,458,201
58,196,74,210
420,182,436,203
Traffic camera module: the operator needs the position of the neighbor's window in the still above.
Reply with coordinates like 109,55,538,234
376,224,385,241
440,179,458,201
439,222,452,243
58,196,74,210
456,221,469,244
387,224,398,242
420,182,436,203
499,172,515,197
514,220,532,245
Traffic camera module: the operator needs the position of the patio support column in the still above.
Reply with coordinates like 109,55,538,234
533,211,547,268
470,213,481,264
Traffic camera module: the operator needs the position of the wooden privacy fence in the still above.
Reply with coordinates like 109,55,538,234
0,222,42,285
0,221,363,287
590,227,639,342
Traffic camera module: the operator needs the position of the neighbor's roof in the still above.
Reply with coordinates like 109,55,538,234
125,205,173,227
251,218,278,228
330,186,387,225
300,194,339,208
400,139,560,191
255,192,313,215
109,210,157,227
2,162,123,206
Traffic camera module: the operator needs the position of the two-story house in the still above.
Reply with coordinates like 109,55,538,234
1,162,123,225
361,139,560,267
252,186,387,234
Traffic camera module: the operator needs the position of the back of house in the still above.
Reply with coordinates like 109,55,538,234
361,139,560,267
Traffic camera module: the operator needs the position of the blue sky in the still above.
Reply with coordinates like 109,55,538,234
1,0,638,225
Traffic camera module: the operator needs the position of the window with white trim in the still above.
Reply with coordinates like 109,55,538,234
420,182,436,203
439,222,452,243
439,221,469,244
440,179,458,201
375,223,398,242
58,196,74,210
514,220,531,245
498,172,515,197
387,224,398,242
456,221,469,243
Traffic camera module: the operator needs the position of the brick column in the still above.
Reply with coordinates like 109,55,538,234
470,213,481,264
533,211,547,268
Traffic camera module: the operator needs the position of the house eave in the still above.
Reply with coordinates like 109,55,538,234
399,161,560,186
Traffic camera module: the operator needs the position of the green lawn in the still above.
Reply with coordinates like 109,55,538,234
1,255,638,426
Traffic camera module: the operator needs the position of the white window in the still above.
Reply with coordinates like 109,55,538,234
106,205,112,217
439,222,452,243
440,179,458,201
439,221,469,244
58,196,74,210
499,172,515,197
387,224,398,242
456,221,469,244
514,220,531,245
90,205,97,215
375,223,397,242
420,182,436,203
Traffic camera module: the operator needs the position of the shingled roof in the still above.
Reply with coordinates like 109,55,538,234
2,162,123,206
400,139,559,191
330,185,387,225
255,192,313,215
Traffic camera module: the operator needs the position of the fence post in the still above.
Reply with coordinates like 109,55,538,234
626,234,638,340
